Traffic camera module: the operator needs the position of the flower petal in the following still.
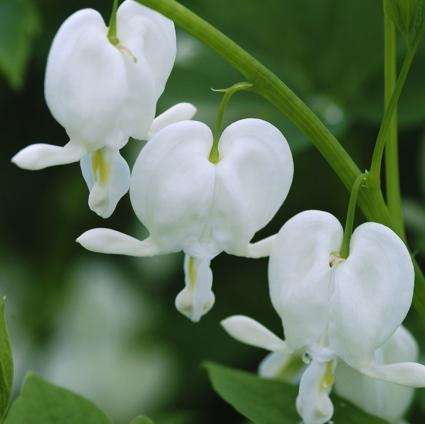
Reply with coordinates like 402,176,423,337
12,141,87,170
130,121,217,257
45,9,128,149
360,362,425,388
117,0,176,97
329,222,414,366
77,229,162,256
175,255,215,322
213,119,294,255
259,351,305,383
221,315,288,352
114,52,157,143
259,352,290,379
241,235,277,258
268,210,343,352
335,326,417,423
80,148,130,218
296,360,334,424
147,103,197,138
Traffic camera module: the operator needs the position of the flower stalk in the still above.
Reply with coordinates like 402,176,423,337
209,82,253,163
383,10,405,239
369,27,422,185
107,0,120,45
340,173,367,259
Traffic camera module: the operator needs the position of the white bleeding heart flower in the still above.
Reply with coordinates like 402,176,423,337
253,326,417,424
77,118,294,322
12,0,196,218
222,210,425,424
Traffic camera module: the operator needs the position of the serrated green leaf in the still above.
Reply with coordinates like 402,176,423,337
0,298,13,419
205,362,390,424
0,0,40,90
129,416,155,424
5,373,112,424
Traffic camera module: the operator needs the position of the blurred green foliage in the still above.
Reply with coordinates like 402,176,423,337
0,0,40,90
0,0,424,423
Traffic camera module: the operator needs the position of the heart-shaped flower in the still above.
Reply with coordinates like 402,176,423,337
12,0,195,218
222,210,425,424
78,118,294,321
245,325,417,424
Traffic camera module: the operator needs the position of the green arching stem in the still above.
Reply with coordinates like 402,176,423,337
107,0,120,45
383,11,406,239
135,0,425,322
340,174,367,259
135,0,391,225
369,28,423,185
209,82,253,163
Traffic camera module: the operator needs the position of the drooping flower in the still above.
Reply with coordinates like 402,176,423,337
77,118,294,322
222,210,425,424
245,325,417,424
12,0,195,218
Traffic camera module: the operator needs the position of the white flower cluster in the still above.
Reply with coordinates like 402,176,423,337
223,211,424,423
12,0,195,218
12,1,425,423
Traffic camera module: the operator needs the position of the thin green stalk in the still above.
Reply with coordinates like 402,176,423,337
340,174,367,259
369,28,422,185
107,0,120,45
209,82,253,163
384,14,405,239
135,0,425,322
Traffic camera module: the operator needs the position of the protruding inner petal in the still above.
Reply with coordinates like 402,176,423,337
77,229,161,257
296,359,335,424
12,141,87,170
147,103,197,138
80,148,130,218
175,255,215,323
221,315,289,352
359,362,425,388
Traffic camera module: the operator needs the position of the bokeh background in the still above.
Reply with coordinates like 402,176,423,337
1,0,425,423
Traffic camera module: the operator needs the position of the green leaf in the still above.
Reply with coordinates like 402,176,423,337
129,417,155,424
384,0,425,42
0,0,40,90
5,373,112,424
0,298,13,419
205,362,390,424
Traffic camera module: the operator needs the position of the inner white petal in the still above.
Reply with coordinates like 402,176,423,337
175,255,215,322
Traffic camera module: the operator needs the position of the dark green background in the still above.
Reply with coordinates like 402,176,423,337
1,0,425,422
